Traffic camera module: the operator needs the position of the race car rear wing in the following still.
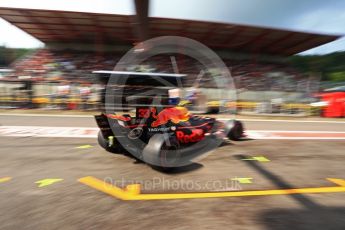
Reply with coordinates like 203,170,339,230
92,70,186,88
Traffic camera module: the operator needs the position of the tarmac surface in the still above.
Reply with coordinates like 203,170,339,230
0,113,345,230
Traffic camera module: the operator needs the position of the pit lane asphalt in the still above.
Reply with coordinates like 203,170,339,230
0,114,344,229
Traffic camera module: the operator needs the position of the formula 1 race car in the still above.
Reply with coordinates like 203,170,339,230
95,106,243,170
93,71,244,170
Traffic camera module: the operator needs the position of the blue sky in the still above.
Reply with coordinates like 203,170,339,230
0,0,344,55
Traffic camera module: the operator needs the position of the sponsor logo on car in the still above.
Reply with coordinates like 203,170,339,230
176,129,205,143
148,127,171,132
151,107,190,127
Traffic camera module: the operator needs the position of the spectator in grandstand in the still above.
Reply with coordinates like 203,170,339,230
57,81,71,109
79,83,91,110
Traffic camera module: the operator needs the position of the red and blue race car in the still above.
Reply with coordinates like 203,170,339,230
94,71,244,170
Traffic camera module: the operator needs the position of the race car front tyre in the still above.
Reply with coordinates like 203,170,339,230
97,131,125,153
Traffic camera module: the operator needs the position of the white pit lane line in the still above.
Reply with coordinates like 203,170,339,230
1,113,345,124
0,126,98,138
1,126,345,140
246,130,345,140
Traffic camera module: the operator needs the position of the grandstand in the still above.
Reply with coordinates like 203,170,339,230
0,6,340,55
0,6,342,111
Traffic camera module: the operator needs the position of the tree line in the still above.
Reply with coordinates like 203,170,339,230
289,51,345,82
0,46,33,67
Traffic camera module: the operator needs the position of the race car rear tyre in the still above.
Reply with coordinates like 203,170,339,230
226,120,244,141
97,131,124,153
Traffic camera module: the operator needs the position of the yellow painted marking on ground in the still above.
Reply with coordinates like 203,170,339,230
125,184,141,195
35,179,63,188
78,177,345,201
242,156,270,162
231,177,253,184
79,176,130,200
76,145,93,149
0,177,11,183
327,178,345,187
